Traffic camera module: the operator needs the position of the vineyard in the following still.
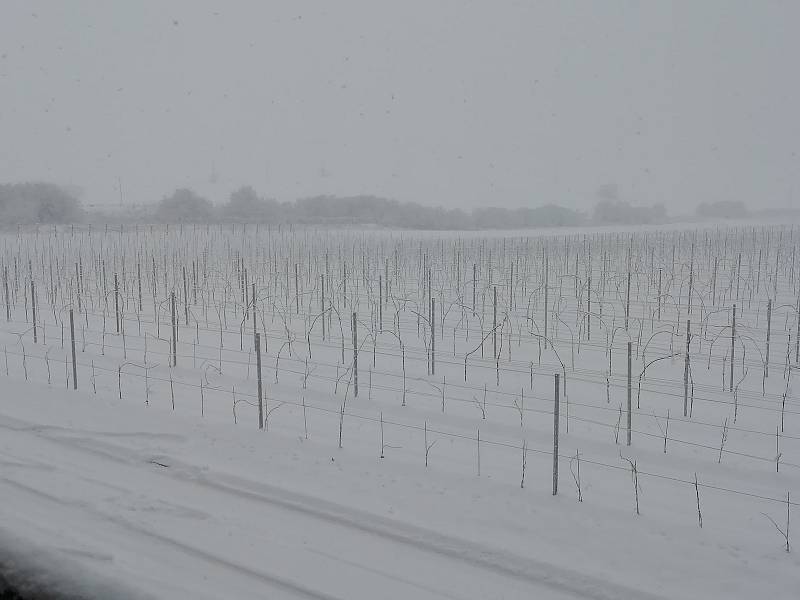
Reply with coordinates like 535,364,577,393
1,223,798,598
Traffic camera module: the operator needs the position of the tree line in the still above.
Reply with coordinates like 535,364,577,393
0,181,769,229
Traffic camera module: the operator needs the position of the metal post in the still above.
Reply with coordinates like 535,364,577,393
114,273,120,333
171,291,177,367
137,261,142,313
352,312,358,397
688,243,694,317
730,304,736,392
587,271,591,341
510,260,514,312
70,309,77,390
683,320,690,416
3,266,9,321
627,341,632,446
657,268,662,320
255,332,263,429
766,299,772,377
431,298,436,375
252,282,257,340
31,278,37,343
795,291,799,365
76,262,82,315
183,266,189,325
472,263,477,315
712,258,717,306
493,286,497,359
544,254,549,349
552,373,560,495
625,255,631,331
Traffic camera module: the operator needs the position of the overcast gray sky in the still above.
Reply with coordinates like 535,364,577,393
1,1,798,212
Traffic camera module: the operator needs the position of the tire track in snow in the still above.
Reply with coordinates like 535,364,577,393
0,477,342,600
0,416,668,600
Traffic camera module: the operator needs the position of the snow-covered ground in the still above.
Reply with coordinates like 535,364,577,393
0,377,795,599
0,225,798,598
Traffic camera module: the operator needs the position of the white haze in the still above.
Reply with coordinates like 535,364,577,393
0,0,798,212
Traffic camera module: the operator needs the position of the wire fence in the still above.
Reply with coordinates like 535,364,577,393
1,343,796,512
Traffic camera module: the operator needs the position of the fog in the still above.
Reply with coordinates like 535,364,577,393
1,1,798,212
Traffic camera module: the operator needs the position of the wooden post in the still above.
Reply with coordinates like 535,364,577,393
352,312,358,397
552,373,560,495
70,309,77,390
627,341,632,446
684,320,691,417
379,274,383,330
255,332,263,430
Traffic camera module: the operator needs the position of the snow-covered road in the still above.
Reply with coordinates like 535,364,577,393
1,376,797,599
0,379,671,600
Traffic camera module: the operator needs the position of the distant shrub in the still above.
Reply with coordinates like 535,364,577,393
696,201,749,219
0,182,83,225
156,188,214,222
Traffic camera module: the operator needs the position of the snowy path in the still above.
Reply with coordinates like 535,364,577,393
0,381,673,600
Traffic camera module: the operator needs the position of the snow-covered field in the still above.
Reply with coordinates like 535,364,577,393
0,224,798,599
